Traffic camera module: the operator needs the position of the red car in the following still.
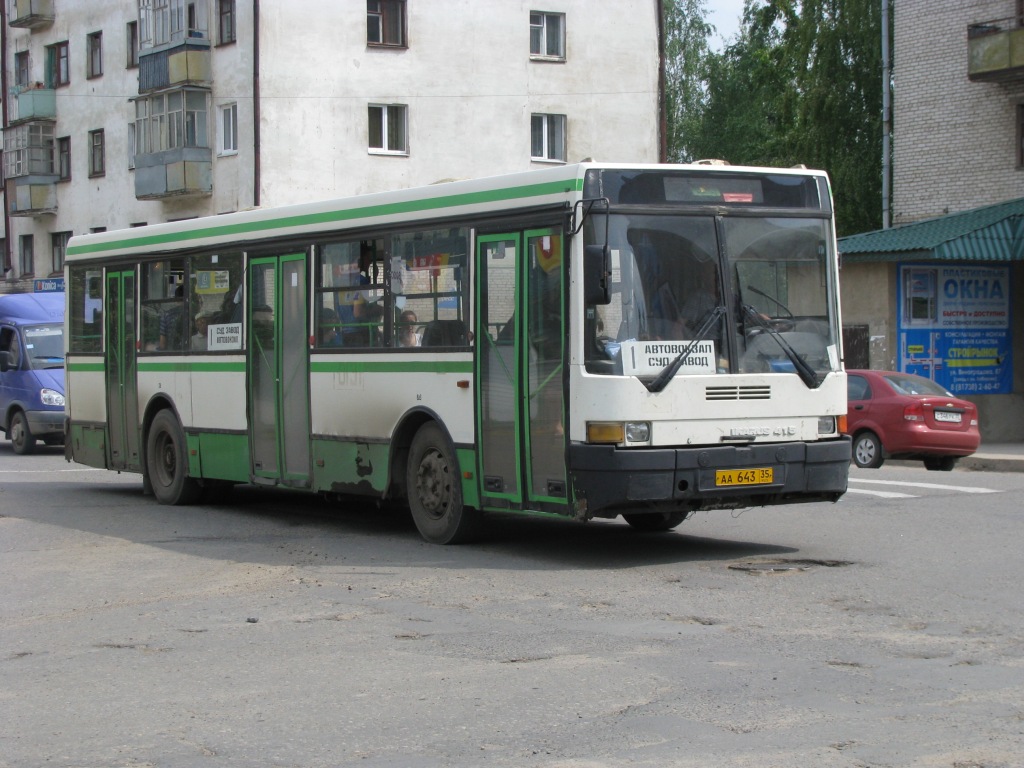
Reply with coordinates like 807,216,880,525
845,369,981,471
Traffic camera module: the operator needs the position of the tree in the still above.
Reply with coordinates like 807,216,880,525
662,0,714,162
665,0,883,236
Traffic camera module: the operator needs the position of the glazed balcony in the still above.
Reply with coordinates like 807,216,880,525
138,37,212,93
968,17,1024,82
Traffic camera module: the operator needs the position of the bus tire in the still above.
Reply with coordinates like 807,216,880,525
407,422,478,544
623,510,688,531
146,410,202,505
10,410,37,455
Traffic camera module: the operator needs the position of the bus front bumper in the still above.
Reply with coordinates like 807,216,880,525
568,437,851,518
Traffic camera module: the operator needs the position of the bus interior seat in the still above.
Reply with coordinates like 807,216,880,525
422,319,467,347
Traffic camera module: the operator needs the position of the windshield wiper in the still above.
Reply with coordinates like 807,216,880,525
746,285,793,317
742,304,822,389
646,306,725,393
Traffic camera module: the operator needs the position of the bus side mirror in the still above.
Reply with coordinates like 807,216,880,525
0,351,9,373
584,245,611,305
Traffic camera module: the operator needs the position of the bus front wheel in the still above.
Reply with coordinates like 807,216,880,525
623,510,688,532
146,410,202,505
407,423,479,544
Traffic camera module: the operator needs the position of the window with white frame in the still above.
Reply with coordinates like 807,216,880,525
138,0,209,49
3,123,55,178
219,103,238,154
135,89,209,153
89,129,105,177
87,31,103,78
58,137,71,180
531,113,566,162
530,11,565,60
367,0,406,47
368,104,408,154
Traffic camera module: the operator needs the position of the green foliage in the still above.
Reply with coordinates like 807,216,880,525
665,0,883,237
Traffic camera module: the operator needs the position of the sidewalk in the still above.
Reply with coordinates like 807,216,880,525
958,443,1024,473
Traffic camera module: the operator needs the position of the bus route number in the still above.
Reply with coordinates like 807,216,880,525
715,467,774,487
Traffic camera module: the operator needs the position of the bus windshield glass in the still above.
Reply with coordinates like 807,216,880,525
23,325,65,369
584,175,838,382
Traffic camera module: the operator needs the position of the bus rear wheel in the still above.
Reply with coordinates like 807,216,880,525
9,410,37,455
622,510,688,532
146,410,202,505
407,423,479,544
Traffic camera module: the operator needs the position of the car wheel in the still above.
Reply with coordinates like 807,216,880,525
924,456,958,472
852,431,884,469
9,410,37,455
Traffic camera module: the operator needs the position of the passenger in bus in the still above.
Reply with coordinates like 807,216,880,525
319,308,342,347
159,285,186,351
397,310,420,347
191,313,213,351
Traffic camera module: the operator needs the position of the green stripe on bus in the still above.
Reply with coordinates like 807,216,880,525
67,361,106,372
138,361,247,373
310,360,473,374
67,179,581,257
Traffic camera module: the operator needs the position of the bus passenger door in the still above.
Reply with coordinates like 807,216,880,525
247,254,311,488
105,270,141,471
476,229,567,512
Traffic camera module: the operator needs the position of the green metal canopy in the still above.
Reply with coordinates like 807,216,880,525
839,198,1024,262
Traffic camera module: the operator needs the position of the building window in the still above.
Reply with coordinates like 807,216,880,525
87,32,103,78
128,123,137,169
1017,104,1024,168
127,21,140,68
530,11,565,60
219,103,238,154
218,0,236,44
367,0,406,47
52,232,71,275
134,90,210,154
139,0,209,49
58,137,71,181
15,52,30,88
46,41,70,87
368,104,408,154
531,113,566,162
19,236,34,277
89,129,105,177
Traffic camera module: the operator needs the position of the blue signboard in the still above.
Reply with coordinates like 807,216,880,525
897,264,1011,395
34,277,65,292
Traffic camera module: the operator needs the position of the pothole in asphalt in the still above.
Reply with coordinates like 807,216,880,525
728,558,855,574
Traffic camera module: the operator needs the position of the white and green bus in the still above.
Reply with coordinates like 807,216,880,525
64,162,850,543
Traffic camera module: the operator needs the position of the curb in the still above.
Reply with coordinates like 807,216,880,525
958,455,1024,473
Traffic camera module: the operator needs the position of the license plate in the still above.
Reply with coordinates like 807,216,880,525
715,467,774,486
934,411,962,423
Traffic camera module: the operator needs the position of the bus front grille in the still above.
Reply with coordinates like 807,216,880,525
705,385,772,400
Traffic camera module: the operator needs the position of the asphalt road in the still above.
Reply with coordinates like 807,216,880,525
2,445,1023,767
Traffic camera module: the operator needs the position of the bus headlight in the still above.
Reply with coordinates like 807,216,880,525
817,416,836,436
41,388,65,407
625,421,650,443
587,422,625,444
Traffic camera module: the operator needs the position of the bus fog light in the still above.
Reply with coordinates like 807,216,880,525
587,422,625,444
817,416,836,435
625,422,650,442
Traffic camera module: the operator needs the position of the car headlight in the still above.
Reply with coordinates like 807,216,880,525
41,388,65,407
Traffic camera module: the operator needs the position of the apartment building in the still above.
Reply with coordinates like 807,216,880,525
840,0,1024,441
1,0,661,289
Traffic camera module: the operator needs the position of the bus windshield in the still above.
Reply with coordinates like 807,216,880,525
585,213,838,382
23,325,65,369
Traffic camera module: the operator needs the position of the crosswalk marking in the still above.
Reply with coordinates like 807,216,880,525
848,478,999,494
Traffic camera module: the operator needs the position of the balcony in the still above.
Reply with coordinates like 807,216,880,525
9,0,54,29
135,146,212,200
968,17,1024,82
6,177,58,217
9,85,56,124
138,37,212,93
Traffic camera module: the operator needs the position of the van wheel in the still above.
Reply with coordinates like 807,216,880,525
146,410,202,505
407,423,479,544
10,411,36,455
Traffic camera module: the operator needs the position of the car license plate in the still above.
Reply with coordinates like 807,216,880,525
715,467,774,486
934,411,962,423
